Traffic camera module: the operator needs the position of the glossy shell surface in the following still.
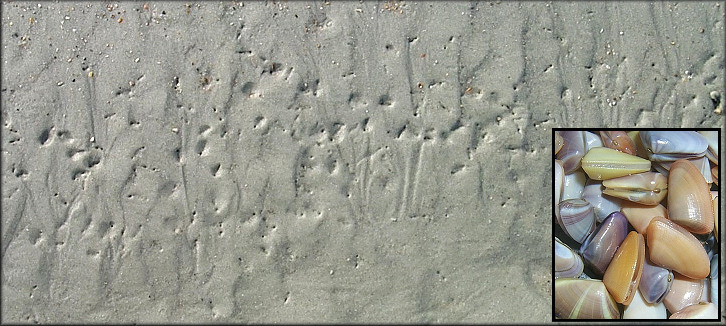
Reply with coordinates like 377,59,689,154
581,147,651,180
639,131,708,162
602,172,667,205
669,302,718,319
602,231,645,305
620,202,668,235
623,288,667,319
667,159,714,234
600,131,636,155
646,217,710,279
579,211,628,277
555,237,584,279
553,130,719,320
639,253,673,303
663,272,709,314
557,131,587,174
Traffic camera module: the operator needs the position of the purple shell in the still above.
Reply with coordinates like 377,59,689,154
639,131,708,162
558,199,596,244
639,254,673,303
578,211,628,277
556,131,586,174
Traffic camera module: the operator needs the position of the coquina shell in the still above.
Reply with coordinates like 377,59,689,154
620,202,668,235
555,159,564,221
557,131,587,174
582,181,622,223
602,231,645,305
669,302,719,319
697,130,718,164
555,278,620,319
667,159,714,234
712,165,719,186
602,171,667,205
579,211,628,277
623,288,667,319
562,171,586,201
663,272,709,314
646,217,710,280
600,131,636,155
639,131,708,162
710,254,718,306
714,195,719,241
638,253,673,303
557,199,596,244
555,237,584,279
581,147,651,180
555,131,564,155
584,131,603,151
655,156,712,183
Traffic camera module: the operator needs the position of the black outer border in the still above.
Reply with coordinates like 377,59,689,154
552,128,721,322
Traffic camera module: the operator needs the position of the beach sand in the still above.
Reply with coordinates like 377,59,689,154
1,1,723,323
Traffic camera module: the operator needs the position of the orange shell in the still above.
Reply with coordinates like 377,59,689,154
603,231,645,305
645,217,710,279
667,159,714,234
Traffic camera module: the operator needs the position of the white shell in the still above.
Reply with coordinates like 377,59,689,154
555,237,584,279
562,171,586,201
585,131,604,151
657,156,713,184
698,130,718,164
557,131,587,174
669,302,719,319
623,288,667,319
640,131,708,162
555,160,564,221
710,254,718,306
582,181,622,223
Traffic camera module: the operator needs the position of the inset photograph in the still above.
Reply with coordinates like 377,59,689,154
553,130,720,320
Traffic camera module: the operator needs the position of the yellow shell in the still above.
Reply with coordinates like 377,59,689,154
581,147,651,180
602,172,667,205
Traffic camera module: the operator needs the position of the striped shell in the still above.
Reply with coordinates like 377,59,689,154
557,199,596,244
555,278,620,319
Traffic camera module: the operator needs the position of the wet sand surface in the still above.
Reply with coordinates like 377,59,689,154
1,1,724,323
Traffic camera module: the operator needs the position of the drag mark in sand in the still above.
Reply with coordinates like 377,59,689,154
398,139,424,221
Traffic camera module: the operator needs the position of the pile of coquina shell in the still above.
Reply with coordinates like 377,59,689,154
554,130,719,319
